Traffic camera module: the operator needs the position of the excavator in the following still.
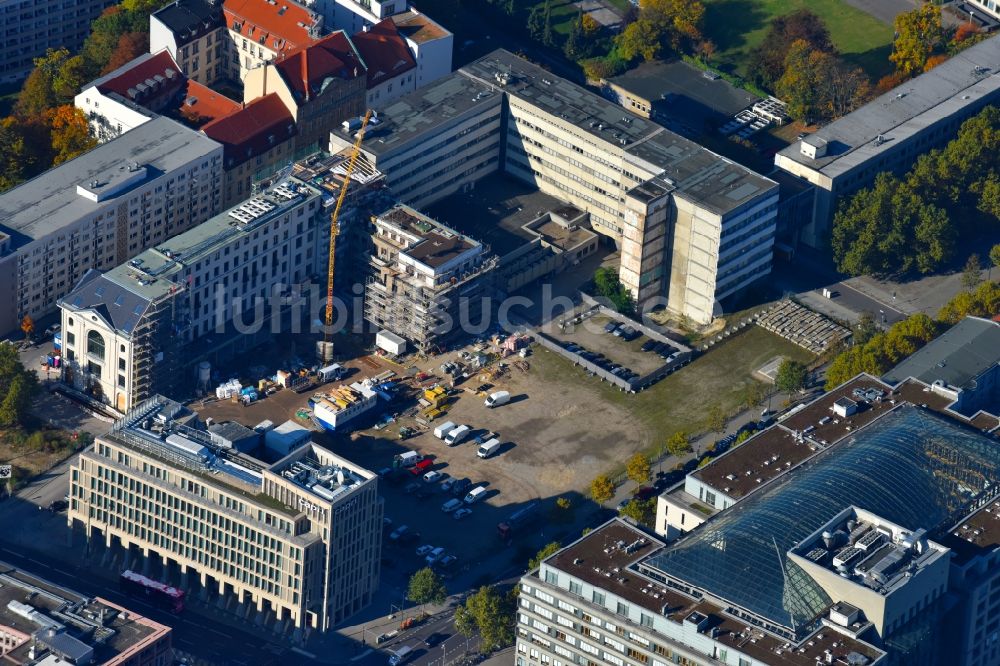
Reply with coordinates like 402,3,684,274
317,109,372,363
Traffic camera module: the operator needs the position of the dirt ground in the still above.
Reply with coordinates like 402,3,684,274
547,314,668,376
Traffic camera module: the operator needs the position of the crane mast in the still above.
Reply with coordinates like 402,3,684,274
317,109,372,363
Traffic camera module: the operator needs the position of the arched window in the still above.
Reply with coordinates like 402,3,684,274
87,330,105,360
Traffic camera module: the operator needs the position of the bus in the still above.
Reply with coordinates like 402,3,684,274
119,570,185,614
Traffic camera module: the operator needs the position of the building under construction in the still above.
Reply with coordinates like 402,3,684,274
59,177,328,412
365,204,498,352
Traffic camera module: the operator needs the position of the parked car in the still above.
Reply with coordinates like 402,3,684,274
603,322,618,333
404,482,421,495
441,478,457,492
398,531,420,545
437,554,459,570
423,470,444,483
633,486,657,501
454,508,472,520
416,544,435,557
414,487,435,500
389,525,410,541
442,498,463,513
641,340,658,352
424,633,447,648
425,547,446,565
48,499,68,513
451,478,472,496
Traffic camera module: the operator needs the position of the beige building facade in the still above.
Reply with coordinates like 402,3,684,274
69,397,381,631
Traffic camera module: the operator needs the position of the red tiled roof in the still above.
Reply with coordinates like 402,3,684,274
352,20,416,88
201,93,296,167
175,80,243,128
272,31,364,101
224,0,318,56
96,51,184,106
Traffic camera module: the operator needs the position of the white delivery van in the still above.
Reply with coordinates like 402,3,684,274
477,438,501,459
485,390,511,408
395,451,422,468
464,486,487,504
444,425,470,446
389,645,413,666
317,364,345,383
433,421,457,439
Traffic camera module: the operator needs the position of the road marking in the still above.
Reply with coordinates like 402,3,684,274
52,568,73,576
292,647,318,659
24,558,50,569
350,649,373,661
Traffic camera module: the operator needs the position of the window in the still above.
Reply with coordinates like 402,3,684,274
66,331,75,346
86,330,105,360
616,602,629,617
640,614,653,628
118,374,125,388
592,591,605,605
544,571,558,585
118,358,125,371
569,581,582,596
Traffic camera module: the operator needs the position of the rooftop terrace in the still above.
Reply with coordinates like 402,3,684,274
376,204,481,270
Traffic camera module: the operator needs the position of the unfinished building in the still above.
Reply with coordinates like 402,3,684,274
365,204,498,351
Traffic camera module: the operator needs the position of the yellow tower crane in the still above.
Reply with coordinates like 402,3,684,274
317,109,372,363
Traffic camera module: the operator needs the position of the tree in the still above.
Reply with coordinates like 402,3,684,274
740,381,766,410
990,244,1000,280
457,586,516,652
775,359,807,393
541,0,556,48
923,53,948,72
937,280,1000,323
891,3,944,77
640,0,704,50
694,39,716,63
0,375,27,427
775,40,821,121
962,254,984,291
625,452,651,484
527,3,546,42
19,316,33,340
705,403,726,433
619,498,654,525
408,567,447,608
747,9,833,89
665,431,690,457
564,14,587,60
734,429,754,446
102,32,147,75
529,542,562,570
855,312,879,345
581,13,600,35
47,106,97,166
616,19,661,62
825,314,940,388
590,474,614,504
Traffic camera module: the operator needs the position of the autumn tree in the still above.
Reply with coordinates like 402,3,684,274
891,3,944,77
619,498,654,525
990,244,1000,278
408,567,447,610
626,453,651,484
616,19,662,62
102,32,148,75
614,0,704,62
775,359,807,393
777,40,869,121
19,316,33,340
528,542,562,570
590,474,614,504
47,106,97,166
705,404,726,434
825,314,939,388
747,10,834,89
665,431,690,457
937,280,1000,323
962,254,984,291
855,312,879,345
454,586,516,652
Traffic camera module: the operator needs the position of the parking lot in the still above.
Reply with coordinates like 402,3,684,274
548,313,678,378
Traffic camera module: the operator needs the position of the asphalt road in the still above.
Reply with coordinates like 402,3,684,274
832,281,907,326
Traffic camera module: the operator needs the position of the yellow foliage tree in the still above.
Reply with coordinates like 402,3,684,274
890,3,943,77
47,106,97,166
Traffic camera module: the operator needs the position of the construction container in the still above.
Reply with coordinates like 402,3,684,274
376,330,407,356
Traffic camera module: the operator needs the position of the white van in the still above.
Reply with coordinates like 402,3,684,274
464,486,487,504
485,391,510,408
395,451,422,468
441,498,462,513
477,438,501,459
433,421,457,439
444,425,470,446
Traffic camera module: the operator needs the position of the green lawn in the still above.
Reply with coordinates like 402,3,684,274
703,0,894,80
530,326,815,456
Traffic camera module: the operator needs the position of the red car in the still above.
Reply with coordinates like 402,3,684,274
410,458,434,475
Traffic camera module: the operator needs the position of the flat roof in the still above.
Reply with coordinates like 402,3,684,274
776,35,1000,179
883,316,1000,389
0,565,170,665
391,9,450,44
607,59,760,118
940,499,1000,564
377,204,480,268
541,521,885,666
464,51,776,215
152,0,224,45
0,117,221,250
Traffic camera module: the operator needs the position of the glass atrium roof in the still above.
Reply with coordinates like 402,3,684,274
645,405,1000,635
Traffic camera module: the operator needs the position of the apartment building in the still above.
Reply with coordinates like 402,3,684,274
365,204,497,350
70,396,381,631
224,0,323,80
58,177,326,411
390,9,452,89
0,0,116,85
75,50,242,143
310,0,406,34
243,30,367,152
201,93,297,207
149,0,228,87
351,19,416,108
774,34,1000,249
331,50,777,324
0,564,172,665
0,117,223,336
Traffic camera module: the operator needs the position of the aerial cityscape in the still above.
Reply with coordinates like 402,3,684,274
0,0,997,664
